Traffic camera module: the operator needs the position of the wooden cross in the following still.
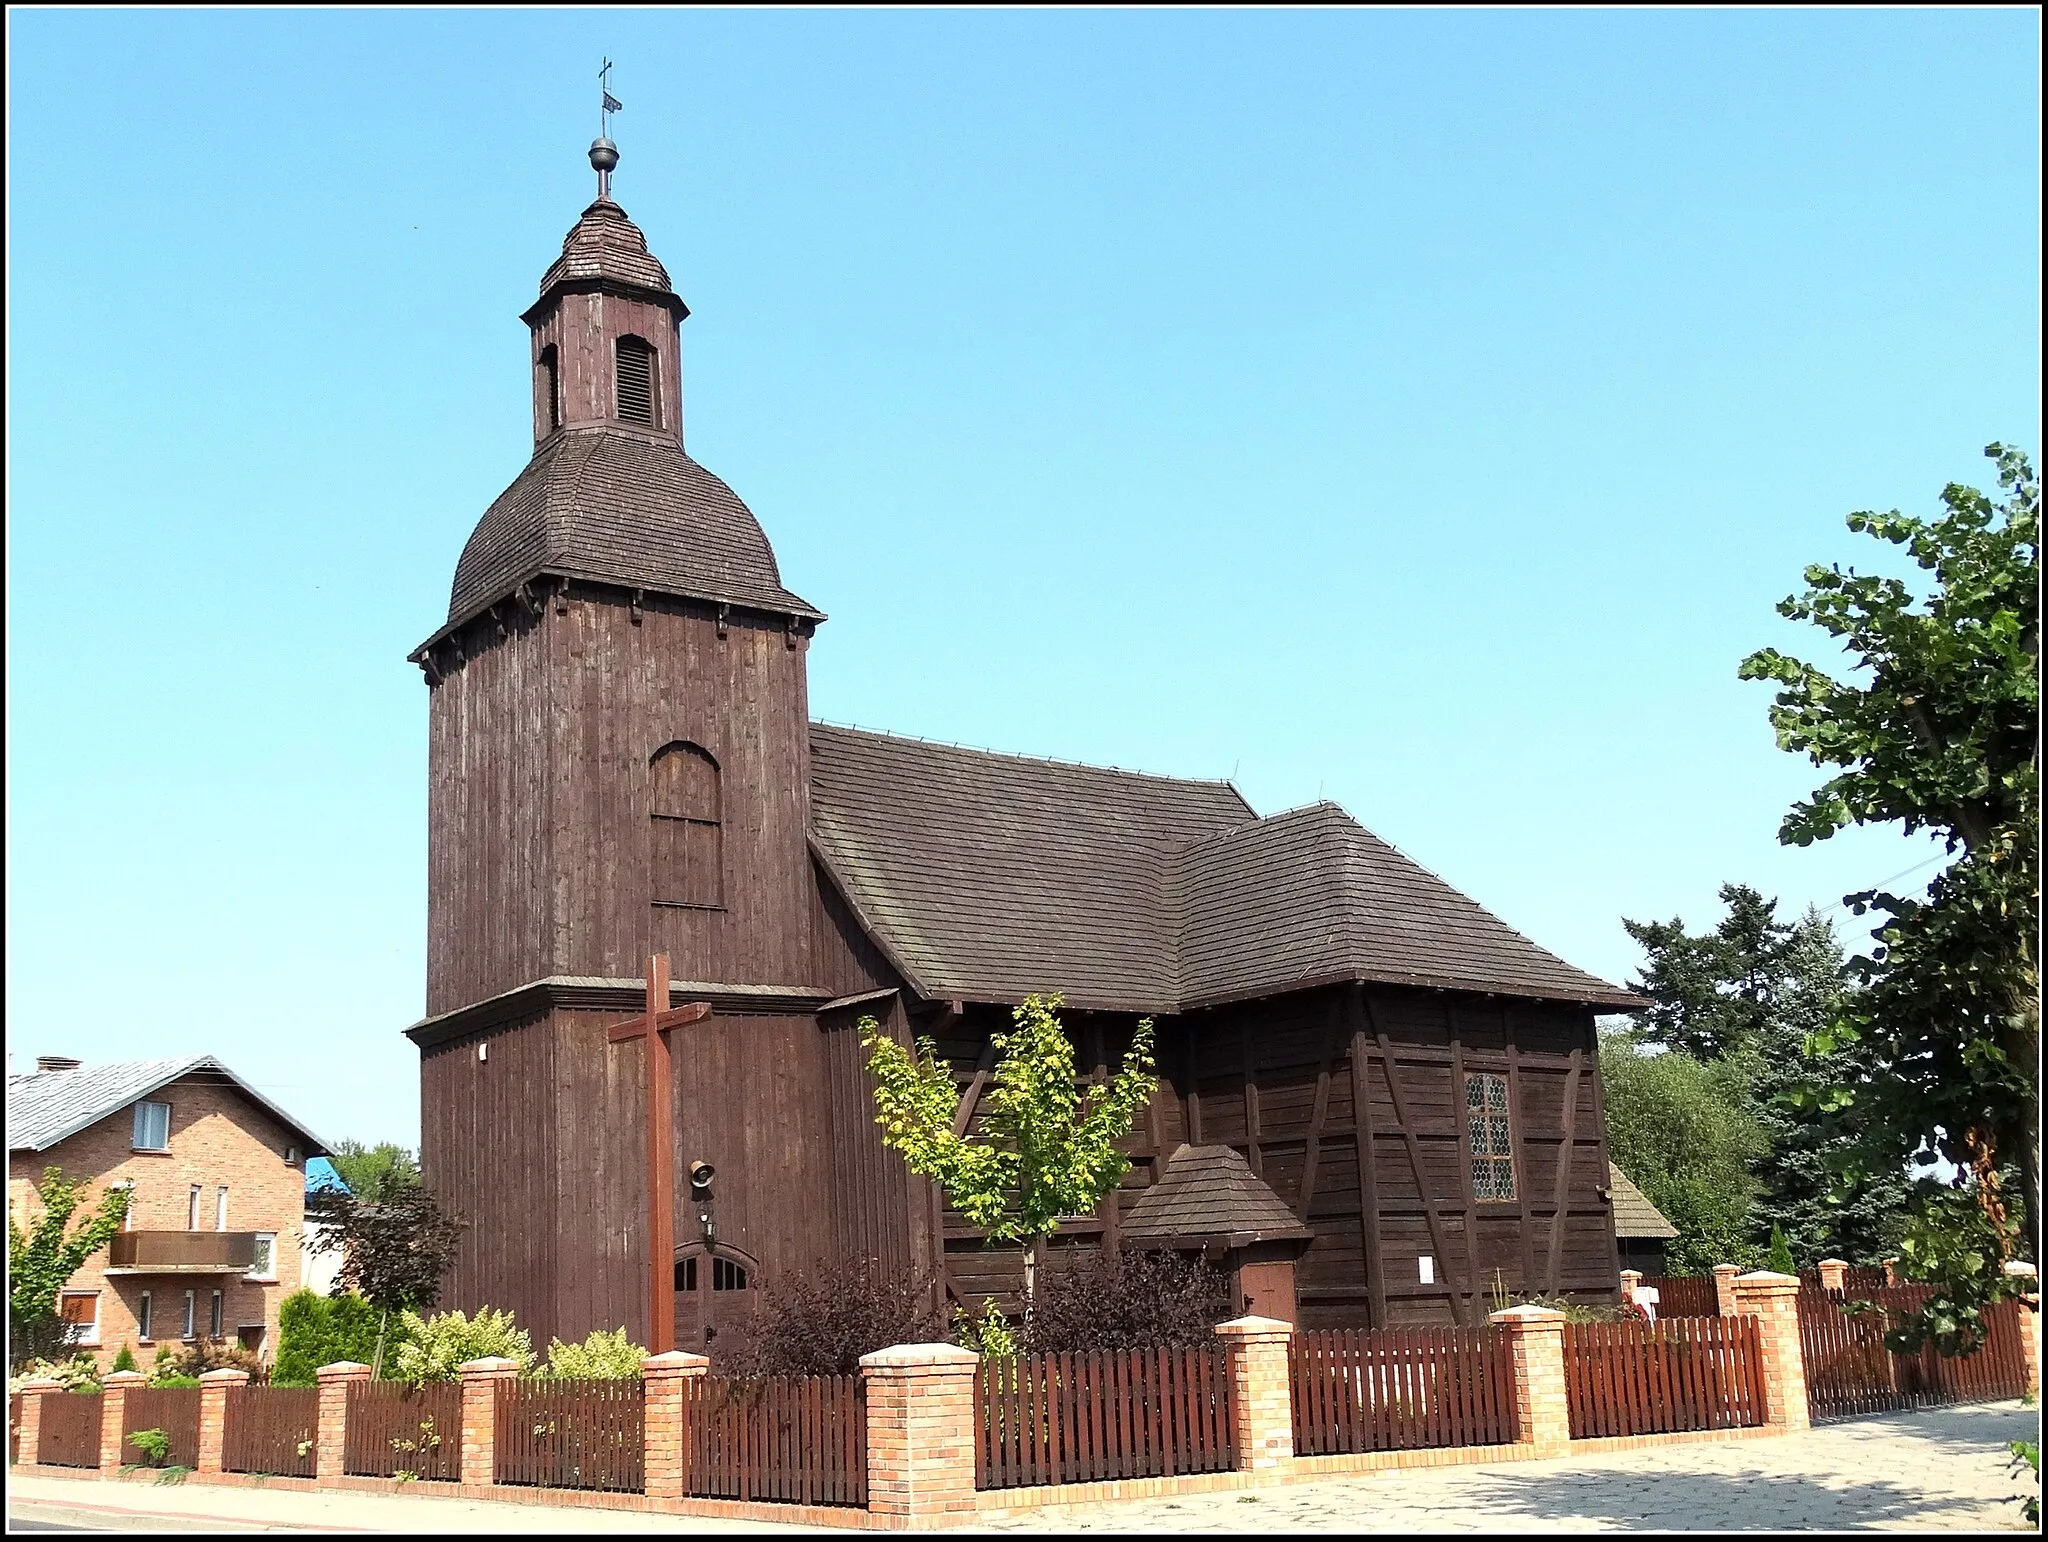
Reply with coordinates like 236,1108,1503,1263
605,954,711,1355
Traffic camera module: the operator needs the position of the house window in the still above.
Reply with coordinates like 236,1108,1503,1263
209,1290,224,1339
182,1290,197,1341
188,1185,203,1231
248,1232,277,1282
132,1100,171,1151
650,742,722,908
138,1291,153,1342
284,1145,300,1167
59,1292,100,1347
537,343,561,432
1466,1072,1516,1200
615,335,655,426
712,1257,749,1292
216,1186,229,1231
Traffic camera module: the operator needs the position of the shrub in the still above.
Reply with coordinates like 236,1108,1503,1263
1024,1249,1233,1353
537,1327,645,1380
390,1306,531,1383
110,1344,138,1374
274,1290,385,1386
8,1353,100,1394
126,1428,172,1467
724,1258,945,1378
950,1298,1021,1362
150,1338,267,1383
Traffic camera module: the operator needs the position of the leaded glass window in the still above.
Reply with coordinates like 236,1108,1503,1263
1466,1072,1515,1200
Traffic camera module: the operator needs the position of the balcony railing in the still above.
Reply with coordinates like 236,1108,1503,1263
106,1231,260,1273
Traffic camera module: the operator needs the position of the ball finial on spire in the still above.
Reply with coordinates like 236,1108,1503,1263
590,137,619,202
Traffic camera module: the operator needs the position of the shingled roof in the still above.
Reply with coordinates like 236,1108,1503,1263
809,724,1642,1013
533,198,676,306
1120,1145,1312,1248
1608,1162,1679,1240
443,429,823,634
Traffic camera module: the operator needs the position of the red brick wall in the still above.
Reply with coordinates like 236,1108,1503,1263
7,1073,308,1369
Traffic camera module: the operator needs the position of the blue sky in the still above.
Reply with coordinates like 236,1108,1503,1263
6,9,2038,1148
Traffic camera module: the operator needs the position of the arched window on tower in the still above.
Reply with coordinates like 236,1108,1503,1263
616,335,656,427
536,345,560,433
650,742,721,908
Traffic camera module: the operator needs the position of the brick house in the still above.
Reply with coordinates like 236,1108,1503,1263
6,1055,329,1367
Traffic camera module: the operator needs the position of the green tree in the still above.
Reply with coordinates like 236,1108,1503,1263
8,1167,131,1367
860,993,1157,1300
273,1289,385,1386
1740,443,2038,1351
324,1142,421,1202
305,1182,462,1377
1599,1028,1767,1274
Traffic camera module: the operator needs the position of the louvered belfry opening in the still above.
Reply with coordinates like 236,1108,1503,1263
616,335,656,426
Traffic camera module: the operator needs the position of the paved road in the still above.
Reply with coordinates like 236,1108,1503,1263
971,1402,2042,1533
7,1401,2038,1533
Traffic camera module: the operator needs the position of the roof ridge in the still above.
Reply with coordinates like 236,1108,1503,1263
811,719,1248,796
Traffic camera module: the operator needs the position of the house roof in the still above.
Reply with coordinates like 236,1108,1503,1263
808,724,1641,1014
440,429,824,639
6,1056,331,1158
1608,1162,1678,1240
1120,1144,1312,1248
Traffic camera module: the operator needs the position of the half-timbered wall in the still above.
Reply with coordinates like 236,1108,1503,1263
923,983,1618,1329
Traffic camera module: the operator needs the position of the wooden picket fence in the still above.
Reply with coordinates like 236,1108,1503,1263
681,1375,866,1506
1647,1276,1722,1319
1289,1326,1518,1456
343,1381,461,1481
1564,1316,1765,1438
1799,1290,2032,1422
496,1377,645,1493
222,1385,319,1477
35,1392,102,1468
973,1346,1235,1490
122,1386,201,1470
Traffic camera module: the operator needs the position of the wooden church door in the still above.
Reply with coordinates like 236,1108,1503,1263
673,1246,760,1359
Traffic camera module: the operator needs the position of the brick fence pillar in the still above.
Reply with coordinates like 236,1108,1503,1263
99,1369,144,1475
860,1342,980,1522
641,1350,709,1502
1816,1259,1848,1294
196,1367,249,1474
457,1357,521,1487
314,1361,370,1481
1618,1270,1643,1307
1213,1315,1295,1470
1731,1270,1809,1432
2006,1263,2041,1396
1489,1305,1570,1456
14,1376,61,1466
1882,1257,1900,1286
1712,1263,1742,1318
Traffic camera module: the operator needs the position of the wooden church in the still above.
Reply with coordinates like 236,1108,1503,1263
406,136,1645,1358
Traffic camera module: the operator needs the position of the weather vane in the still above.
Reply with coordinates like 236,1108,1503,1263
600,59,622,138
592,59,624,201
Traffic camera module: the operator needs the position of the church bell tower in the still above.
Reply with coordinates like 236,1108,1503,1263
411,137,826,1020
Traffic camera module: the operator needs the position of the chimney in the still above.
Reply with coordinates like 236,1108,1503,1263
36,1056,82,1073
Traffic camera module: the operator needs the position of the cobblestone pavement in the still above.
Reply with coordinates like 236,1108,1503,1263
962,1402,2043,1533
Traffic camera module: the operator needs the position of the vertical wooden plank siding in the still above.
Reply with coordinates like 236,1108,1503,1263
973,1348,1235,1490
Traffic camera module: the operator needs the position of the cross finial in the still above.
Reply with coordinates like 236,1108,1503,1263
591,59,624,202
